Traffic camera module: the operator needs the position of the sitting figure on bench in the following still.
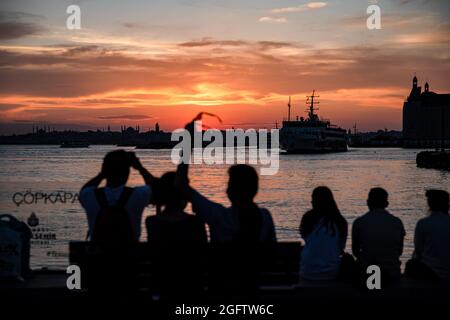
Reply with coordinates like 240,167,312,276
79,150,154,242
405,189,450,282
352,188,405,286
299,186,348,281
146,171,207,244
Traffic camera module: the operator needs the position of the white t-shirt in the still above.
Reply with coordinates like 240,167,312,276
300,222,343,281
79,185,152,241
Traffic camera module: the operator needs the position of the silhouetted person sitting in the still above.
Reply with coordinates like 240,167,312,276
146,171,207,297
80,150,154,242
405,190,450,282
146,171,207,244
299,186,348,281
177,162,276,294
352,188,405,286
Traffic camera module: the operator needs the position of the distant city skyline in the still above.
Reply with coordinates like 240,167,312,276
1,0,449,134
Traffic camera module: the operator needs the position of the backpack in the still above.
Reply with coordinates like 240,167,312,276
91,187,135,243
0,214,31,280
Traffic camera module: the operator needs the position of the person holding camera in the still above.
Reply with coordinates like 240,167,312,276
79,150,154,242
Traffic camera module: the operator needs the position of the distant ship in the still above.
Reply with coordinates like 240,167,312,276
60,141,90,148
280,90,347,153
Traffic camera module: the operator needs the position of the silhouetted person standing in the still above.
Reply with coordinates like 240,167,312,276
406,190,450,282
299,186,348,281
80,150,154,242
352,188,405,285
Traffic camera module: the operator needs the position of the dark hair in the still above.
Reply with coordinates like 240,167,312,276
227,165,261,242
426,189,449,213
227,164,258,203
102,150,130,185
152,171,186,210
367,187,389,209
311,186,346,236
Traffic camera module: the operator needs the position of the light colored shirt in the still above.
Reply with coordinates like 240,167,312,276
79,185,152,241
191,190,276,243
352,208,405,277
300,222,344,281
414,211,450,279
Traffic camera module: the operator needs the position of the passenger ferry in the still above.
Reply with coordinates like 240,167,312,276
280,90,348,153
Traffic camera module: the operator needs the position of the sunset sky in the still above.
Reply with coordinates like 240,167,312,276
1,0,449,134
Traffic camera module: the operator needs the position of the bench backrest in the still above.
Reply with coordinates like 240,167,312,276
69,242,302,290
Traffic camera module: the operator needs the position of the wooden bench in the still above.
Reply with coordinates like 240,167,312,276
69,241,302,292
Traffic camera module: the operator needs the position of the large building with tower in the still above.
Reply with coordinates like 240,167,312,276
402,76,450,148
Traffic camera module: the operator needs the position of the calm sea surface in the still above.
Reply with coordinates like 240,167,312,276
0,145,448,269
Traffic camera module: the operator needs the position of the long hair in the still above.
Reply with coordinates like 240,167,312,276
311,186,346,236
228,165,262,242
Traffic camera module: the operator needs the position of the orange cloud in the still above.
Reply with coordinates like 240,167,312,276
0,37,449,132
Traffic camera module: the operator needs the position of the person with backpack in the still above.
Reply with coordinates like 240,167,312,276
299,186,348,281
79,150,154,242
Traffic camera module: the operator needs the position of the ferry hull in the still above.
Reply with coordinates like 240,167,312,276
280,130,348,154
280,139,348,154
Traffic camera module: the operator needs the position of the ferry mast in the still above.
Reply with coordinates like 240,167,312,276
306,90,320,121
287,96,291,121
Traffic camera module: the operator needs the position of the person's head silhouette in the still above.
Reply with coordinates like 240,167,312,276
226,165,261,242
367,187,389,210
311,186,338,213
102,150,131,187
426,189,449,214
226,164,258,206
154,171,187,212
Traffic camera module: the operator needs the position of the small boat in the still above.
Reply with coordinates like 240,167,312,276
416,150,450,170
60,141,90,148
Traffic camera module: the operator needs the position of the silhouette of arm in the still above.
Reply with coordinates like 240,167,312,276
130,154,154,185
174,119,197,201
80,172,104,192
262,209,277,242
340,221,348,252
413,220,424,259
351,220,361,259
191,189,227,226
299,211,313,240
398,221,405,257
174,147,225,225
